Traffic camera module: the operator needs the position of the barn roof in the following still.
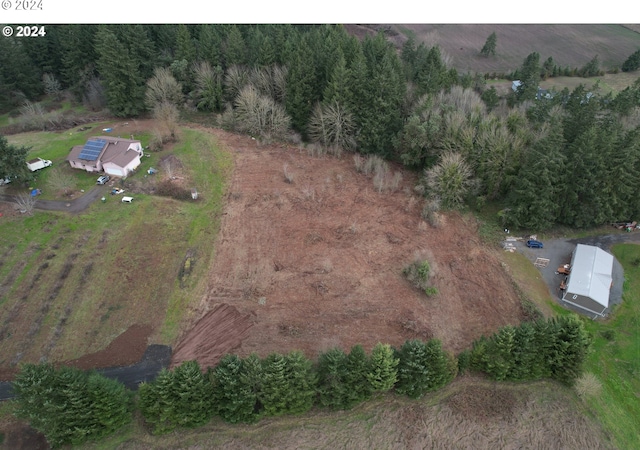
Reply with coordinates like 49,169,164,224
566,244,613,308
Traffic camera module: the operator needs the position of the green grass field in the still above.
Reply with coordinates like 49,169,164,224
0,125,231,365
578,244,640,449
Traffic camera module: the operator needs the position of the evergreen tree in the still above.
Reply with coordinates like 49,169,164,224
316,347,349,409
545,315,592,385
515,52,541,102
13,364,132,448
224,25,247,67
343,345,372,406
480,86,500,112
354,33,406,155
0,36,42,108
197,25,223,67
395,339,455,399
285,34,318,135
138,368,177,434
506,118,566,230
57,25,98,90
481,325,516,381
622,49,640,72
175,24,197,64
366,343,399,392
282,350,317,414
94,27,145,117
480,32,497,57
118,24,157,82
0,134,32,183
210,354,260,423
508,321,542,380
260,353,290,416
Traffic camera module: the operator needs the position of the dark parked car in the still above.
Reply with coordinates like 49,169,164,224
526,239,544,249
96,175,110,185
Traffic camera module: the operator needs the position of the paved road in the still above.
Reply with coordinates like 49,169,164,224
0,345,172,401
0,186,108,214
507,232,640,318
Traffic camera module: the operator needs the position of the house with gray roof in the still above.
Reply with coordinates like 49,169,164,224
66,136,143,177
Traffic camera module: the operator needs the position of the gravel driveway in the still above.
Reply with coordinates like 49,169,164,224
505,232,640,318
0,186,108,214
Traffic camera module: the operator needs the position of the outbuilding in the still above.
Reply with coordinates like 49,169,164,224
562,244,613,318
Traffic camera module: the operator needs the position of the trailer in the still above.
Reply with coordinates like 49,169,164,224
26,158,52,172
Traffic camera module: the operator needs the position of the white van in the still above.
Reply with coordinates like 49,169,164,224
121,196,134,203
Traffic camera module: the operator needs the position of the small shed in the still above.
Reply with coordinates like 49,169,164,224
562,244,613,318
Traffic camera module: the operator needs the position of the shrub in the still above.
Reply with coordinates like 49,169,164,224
403,257,436,295
574,372,602,399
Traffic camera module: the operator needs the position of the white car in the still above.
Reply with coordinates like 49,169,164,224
121,196,134,203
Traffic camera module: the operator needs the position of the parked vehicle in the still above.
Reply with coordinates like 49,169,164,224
26,158,52,172
0,176,11,186
526,239,544,248
96,175,110,185
121,196,133,203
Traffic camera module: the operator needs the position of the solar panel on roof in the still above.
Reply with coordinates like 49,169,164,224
78,139,106,161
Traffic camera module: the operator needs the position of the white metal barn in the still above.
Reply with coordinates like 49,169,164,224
562,244,613,318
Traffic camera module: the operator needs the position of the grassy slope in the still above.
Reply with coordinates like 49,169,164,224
578,244,640,449
0,126,231,364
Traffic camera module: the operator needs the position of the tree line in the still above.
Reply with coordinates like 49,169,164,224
2,24,640,229
12,315,590,448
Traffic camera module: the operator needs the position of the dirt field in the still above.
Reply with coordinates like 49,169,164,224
171,130,526,369
345,24,640,75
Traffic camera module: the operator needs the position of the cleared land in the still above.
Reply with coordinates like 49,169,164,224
171,130,526,369
390,24,640,73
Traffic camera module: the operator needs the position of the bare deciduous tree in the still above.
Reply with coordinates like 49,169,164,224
308,101,357,155
234,85,290,141
42,73,62,100
424,152,475,209
15,192,36,215
82,77,106,111
224,65,249,102
145,67,184,110
192,61,223,111
47,167,74,196
153,102,180,146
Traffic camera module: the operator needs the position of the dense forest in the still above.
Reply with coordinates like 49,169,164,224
1,24,640,230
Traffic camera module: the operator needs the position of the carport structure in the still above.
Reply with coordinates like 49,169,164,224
562,244,613,318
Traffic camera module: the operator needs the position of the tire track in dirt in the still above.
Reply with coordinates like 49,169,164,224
0,243,40,343
11,247,80,366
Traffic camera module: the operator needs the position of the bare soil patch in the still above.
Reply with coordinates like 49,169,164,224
63,323,152,371
173,130,525,368
171,304,253,369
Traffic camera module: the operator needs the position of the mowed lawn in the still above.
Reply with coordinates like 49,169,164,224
0,126,231,366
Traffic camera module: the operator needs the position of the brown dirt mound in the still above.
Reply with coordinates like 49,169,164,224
64,323,152,371
0,324,152,381
173,130,525,368
170,303,253,369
